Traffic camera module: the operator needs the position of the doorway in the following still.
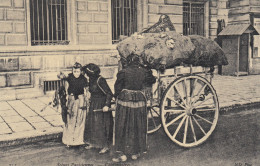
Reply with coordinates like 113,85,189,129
239,34,249,72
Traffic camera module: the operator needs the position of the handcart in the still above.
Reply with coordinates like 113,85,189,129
145,65,219,148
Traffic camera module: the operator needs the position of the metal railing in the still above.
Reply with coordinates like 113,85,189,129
112,0,137,43
43,79,65,94
30,0,69,45
183,2,205,36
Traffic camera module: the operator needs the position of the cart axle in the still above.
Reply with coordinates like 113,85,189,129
186,107,197,116
191,108,197,115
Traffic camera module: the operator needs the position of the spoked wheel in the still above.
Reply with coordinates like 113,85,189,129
160,75,219,148
147,105,161,134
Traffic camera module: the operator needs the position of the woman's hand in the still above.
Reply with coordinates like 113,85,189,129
103,106,109,112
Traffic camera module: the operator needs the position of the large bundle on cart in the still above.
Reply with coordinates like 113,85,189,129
117,14,228,70
117,31,195,69
188,35,228,67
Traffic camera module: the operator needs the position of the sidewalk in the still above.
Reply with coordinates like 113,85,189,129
0,75,260,147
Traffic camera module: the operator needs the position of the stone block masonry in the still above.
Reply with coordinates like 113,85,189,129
0,9,4,20
208,0,230,40
147,0,183,34
76,0,111,45
0,0,27,46
6,10,25,20
0,0,12,7
147,0,227,39
0,48,118,88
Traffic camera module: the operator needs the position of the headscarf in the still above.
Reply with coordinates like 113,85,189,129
83,63,101,78
126,53,140,66
73,62,82,70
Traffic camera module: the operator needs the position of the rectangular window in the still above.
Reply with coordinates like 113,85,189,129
30,0,68,46
183,2,204,36
111,0,137,43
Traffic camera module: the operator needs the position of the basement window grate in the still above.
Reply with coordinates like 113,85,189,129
43,79,65,94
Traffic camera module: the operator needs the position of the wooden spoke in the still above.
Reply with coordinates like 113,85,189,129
151,107,160,116
163,109,185,113
167,96,186,110
195,84,207,99
192,116,206,135
172,115,187,139
193,94,214,108
195,104,215,109
148,106,161,134
197,108,216,112
190,78,198,100
194,114,213,125
149,109,158,128
189,116,197,142
183,78,189,105
165,113,186,128
161,75,219,147
183,116,189,144
174,84,187,107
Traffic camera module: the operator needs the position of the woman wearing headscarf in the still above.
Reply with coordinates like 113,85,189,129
62,62,88,147
83,63,113,154
113,54,156,162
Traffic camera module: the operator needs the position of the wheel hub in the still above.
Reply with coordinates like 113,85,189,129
186,107,197,116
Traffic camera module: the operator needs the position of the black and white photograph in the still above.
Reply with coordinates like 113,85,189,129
0,0,259,166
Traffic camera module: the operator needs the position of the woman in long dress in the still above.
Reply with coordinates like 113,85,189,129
83,63,113,154
62,62,88,146
113,54,156,162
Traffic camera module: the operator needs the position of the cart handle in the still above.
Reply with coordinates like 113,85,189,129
93,108,115,112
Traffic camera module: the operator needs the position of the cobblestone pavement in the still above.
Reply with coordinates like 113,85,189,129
212,75,260,107
0,74,259,146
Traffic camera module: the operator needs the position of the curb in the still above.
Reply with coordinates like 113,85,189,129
219,101,260,113
0,132,62,148
1,102,260,148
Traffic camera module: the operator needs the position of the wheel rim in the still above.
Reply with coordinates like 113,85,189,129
160,75,219,147
147,105,161,134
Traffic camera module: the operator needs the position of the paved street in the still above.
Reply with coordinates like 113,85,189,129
212,75,260,107
0,97,63,141
0,74,260,146
0,107,259,166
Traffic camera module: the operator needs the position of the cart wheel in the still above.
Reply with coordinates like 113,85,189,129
160,75,219,147
147,105,161,134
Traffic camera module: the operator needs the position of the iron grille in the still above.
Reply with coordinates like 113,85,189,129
112,0,137,43
183,2,205,36
30,0,69,45
43,79,65,94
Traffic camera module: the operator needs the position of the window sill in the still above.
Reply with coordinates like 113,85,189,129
0,44,117,53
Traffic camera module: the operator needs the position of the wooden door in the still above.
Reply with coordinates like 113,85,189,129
239,34,248,72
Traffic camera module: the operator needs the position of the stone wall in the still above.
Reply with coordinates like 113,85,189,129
0,47,118,101
0,0,27,46
250,58,260,74
227,0,260,74
209,0,229,40
146,0,226,39
0,0,117,100
0,48,118,87
76,0,111,45
228,0,260,24
147,0,183,33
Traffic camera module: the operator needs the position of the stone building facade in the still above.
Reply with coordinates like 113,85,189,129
227,0,260,74
0,0,259,100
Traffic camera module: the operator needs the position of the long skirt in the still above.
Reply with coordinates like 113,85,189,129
62,95,87,146
115,89,147,155
84,97,113,148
